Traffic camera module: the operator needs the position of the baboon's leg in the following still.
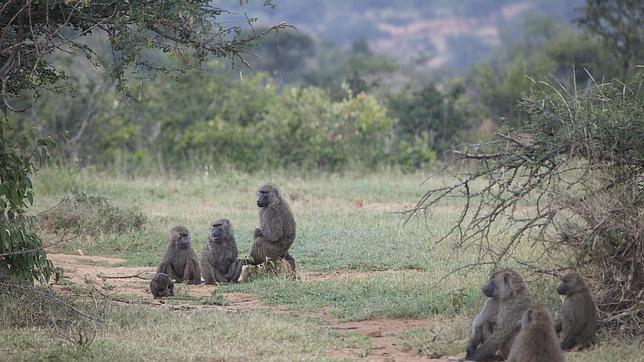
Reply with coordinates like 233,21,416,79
183,259,202,284
202,262,216,285
158,262,182,283
224,259,246,282
284,252,296,272
249,237,287,264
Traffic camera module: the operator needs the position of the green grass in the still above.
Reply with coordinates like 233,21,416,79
222,271,480,320
0,305,369,361
10,167,641,360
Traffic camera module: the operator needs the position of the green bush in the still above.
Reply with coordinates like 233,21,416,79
39,192,146,236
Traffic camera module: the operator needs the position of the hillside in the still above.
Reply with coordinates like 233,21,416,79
234,0,584,71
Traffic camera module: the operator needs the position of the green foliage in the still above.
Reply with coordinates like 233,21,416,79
0,123,57,281
39,192,146,236
578,0,643,76
18,67,398,172
472,15,622,123
395,140,437,174
417,73,644,334
389,82,471,156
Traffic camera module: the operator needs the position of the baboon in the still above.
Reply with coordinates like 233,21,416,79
467,269,533,361
555,273,598,350
202,219,245,284
157,225,202,284
249,183,297,271
507,305,564,362
465,296,499,359
149,272,174,298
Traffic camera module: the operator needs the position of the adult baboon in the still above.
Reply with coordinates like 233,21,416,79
157,225,202,284
467,269,533,361
249,183,297,271
507,305,564,362
555,273,598,350
465,296,499,359
202,219,244,284
150,272,175,298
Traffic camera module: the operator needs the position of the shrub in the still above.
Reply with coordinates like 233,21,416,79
414,74,643,334
39,192,146,236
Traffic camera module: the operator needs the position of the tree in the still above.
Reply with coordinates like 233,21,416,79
578,0,644,76
0,0,284,282
412,74,643,334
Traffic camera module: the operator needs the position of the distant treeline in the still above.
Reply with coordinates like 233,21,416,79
8,14,630,174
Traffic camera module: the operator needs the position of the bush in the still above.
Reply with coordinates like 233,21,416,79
39,192,146,236
415,74,643,334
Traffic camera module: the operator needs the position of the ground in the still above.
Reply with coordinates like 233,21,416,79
3,169,642,361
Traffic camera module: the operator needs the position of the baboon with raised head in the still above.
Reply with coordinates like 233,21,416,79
555,273,598,350
249,183,297,271
465,296,500,358
506,304,564,362
150,272,175,298
202,219,245,284
467,269,533,361
157,225,202,284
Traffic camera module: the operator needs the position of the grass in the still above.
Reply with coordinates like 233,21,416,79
1,305,369,361
7,167,641,360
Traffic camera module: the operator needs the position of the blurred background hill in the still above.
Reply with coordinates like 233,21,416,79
237,0,583,74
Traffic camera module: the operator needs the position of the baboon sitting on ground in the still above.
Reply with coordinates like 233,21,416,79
157,225,202,284
466,269,533,361
202,219,244,284
249,183,297,272
150,272,174,298
556,273,598,350
506,304,564,362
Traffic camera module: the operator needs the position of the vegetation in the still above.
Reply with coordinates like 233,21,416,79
0,170,635,359
1,0,643,359
414,74,644,333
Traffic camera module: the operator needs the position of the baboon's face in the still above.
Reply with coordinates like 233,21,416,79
482,270,516,299
256,184,278,207
209,219,230,243
557,273,585,295
173,226,191,249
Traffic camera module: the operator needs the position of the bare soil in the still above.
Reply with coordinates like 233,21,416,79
49,253,459,361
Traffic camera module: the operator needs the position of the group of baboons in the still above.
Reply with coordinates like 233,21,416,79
149,183,296,298
148,183,598,361
465,269,598,361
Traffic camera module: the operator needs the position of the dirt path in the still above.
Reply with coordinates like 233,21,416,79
49,253,459,361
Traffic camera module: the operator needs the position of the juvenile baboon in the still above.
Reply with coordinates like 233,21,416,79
465,296,499,358
555,273,598,350
157,225,202,284
249,183,297,271
507,305,564,362
149,272,175,298
467,269,533,361
202,219,245,284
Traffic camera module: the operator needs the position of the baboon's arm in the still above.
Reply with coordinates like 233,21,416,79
470,319,514,361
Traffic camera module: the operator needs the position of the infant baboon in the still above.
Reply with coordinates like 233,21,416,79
157,225,202,284
507,305,564,362
556,273,598,350
467,269,532,361
466,296,499,359
150,272,174,298
202,219,244,284
249,183,297,271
